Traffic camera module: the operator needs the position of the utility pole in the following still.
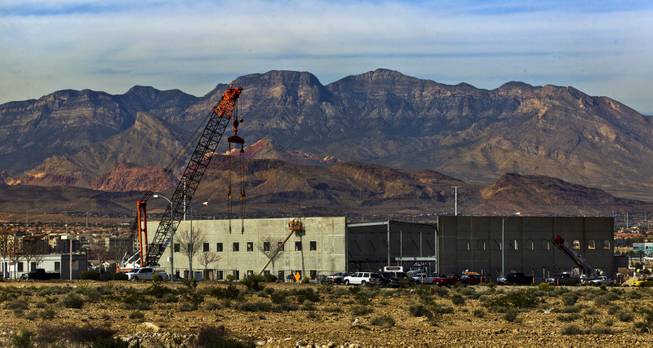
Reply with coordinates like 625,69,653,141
501,218,505,277
453,186,459,216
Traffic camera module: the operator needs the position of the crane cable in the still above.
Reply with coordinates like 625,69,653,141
240,143,246,234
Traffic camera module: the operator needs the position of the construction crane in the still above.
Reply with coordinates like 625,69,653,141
552,235,600,276
139,86,244,267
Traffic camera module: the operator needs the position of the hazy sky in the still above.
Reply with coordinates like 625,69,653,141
1,0,652,113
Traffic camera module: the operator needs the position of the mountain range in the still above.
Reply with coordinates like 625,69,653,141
1,69,652,218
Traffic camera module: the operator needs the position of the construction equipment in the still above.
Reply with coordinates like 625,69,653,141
141,86,244,267
258,219,304,275
117,200,149,272
552,235,601,276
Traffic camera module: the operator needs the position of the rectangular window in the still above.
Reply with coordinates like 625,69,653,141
465,240,471,251
513,240,519,250
529,240,535,251
54,261,60,272
263,270,271,277
310,270,318,280
310,241,317,251
278,270,284,282
30,262,37,271
247,242,254,252
247,270,254,277
603,240,611,250
295,241,302,251
233,242,239,252
216,243,223,252
17,262,23,272
278,242,285,251
216,270,224,280
203,243,210,252
263,241,271,252
587,240,596,250
545,241,551,251
174,243,180,252
477,240,486,251
233,270,240,280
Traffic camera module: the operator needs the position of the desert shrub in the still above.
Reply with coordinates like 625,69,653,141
626,290,642,299
607,305,620,315
348,286,361,294
276,302,299,312
594,295,611,306
472,308,485,318
503,308,519,322
483,290,539,310
45,325,121,345
196,326,252,348
331,288,349,299
236,301,272,312
355,290,376,305
451,294,465,306
617,311,634,322
129,311,145,322
604,318,614,327
240,275,265,292
144,282,175,298
538,283,551,291
208,285,243,301
80,270,100,280
11,329,33,348
559,305,581,314
370,315,395,328
323,306,341,313
433,286,449,298
561,293,578,306
352,305,373,316
557,313,581,322
5,299,28,312
409,304,432,317
589,326,613,335
302,300,316,311
561,324,583,335
205,302,221,310
121,293,152,310
39,308,56,320
291,288,320,303
431,302,454,315
179,302,198,312
270,291,289,304
62,294,84,309
583,307,599,316
262,273,277,283
112,273,128,281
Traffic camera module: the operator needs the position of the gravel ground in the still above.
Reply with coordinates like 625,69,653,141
0,281,652,347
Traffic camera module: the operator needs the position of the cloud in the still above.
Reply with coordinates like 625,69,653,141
1,0,652,113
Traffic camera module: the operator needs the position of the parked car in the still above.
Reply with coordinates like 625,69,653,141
323,272,349,284
496,272,533,285
460,272,485,285
20,269,60,281
343,272,373,286
126,267,168,281
585,276,614,286
546,273,580,286
381,272,415,288
409,272,429,283
430,274,459,286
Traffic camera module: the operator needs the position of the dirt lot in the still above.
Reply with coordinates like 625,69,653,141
1,280,653,347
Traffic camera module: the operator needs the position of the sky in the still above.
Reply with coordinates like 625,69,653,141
1,0,652,114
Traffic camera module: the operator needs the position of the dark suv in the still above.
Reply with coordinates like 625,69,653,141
497,272,533,285
381,272,415,288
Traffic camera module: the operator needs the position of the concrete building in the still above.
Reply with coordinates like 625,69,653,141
348,216,615,279
1,253,88,280
147,216,346,280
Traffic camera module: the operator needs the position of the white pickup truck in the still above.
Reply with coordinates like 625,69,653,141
126,267,168,281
